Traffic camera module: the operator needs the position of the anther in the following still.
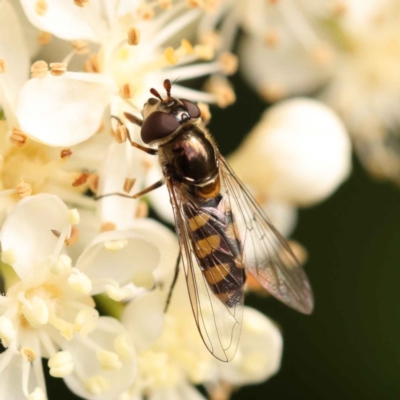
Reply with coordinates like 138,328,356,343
68,271,92,294
37,31,52,45
164,47,178,65
332,1,347,16
68,208,80,225
187,0,203,7
197,103,211,123
97,350,122,370
74,0,90,6
159,0,172,9
127,27,140,46
104,240,128,252
180,39,194,55
50,62,67,76
135,201,148,218
0,316,16,347
123,177,136,193
100,222,116,232
194,44,214,60
218,52,238,75
264,29,280,47
31,60,48,78
113,124,128,144
259,83,286,102
60,148,72,159
84,54,101,73
48,351,74,378
84,376,110,395
66,226,80,246
21,347,37,363
204,77,236,108
137,3,154,20
114,334,133,359
72,40,89,55
0,59,5,73
72,172,90,187
87,173,99,193
120,83,135,100
199,31,221,50
75,307,99,336
35,0,48,16
16,179,32,198
311,44,333,66
10,127,28,147
50,254,72,274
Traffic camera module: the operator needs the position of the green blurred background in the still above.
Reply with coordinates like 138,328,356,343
43,75,400,400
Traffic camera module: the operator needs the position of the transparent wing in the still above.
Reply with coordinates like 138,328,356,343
217,152,314,314
166,179,244,362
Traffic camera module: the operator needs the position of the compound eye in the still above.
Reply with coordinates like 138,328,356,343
147,97,158,106
180,99,201,119
141,111,179,144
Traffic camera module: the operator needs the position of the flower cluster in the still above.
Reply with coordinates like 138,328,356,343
0,0,356,399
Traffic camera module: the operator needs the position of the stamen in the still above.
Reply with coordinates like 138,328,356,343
72,172,90,187
194,44,214,60
159,0,172,10
113,123,128,144
0,59,5,73
132,271,154,289
31,60,48,78
97,350,122,370
120,83,135,100
114,334,133,360
197,102,211,123
48,314,75,341
218,51,238,75
332,1,347,17
259,83,286,102
84,54,101,73
27,387,46,400
10,127,28,147
0,316,16,347
60,148,72,159
164,47,178,65
21,295,50,328
87,173,99,193
137,3,154,20
187,0,203,7
105,283,134,302
68,209,80,225
50,62,67,76
127,27,141,46
74,0,90,6
199,31,221,50
68,271,92,295
35,0,48,16
84,376,110,395
49,254,72,275
37,31,52,46
1,249,17,266
21,347,37,363
104,240,128,252
311,44,333,66
135,201,149,218
100,222,116,232
72,40,89,55
204,77,236,108
16,179,32,199
123,177,136,193
265,29,280,47
48,351,74,378
74,307,99,336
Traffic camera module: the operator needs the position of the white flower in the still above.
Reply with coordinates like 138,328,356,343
16,1,228,148
120,274,282,400
229,98,352,207
0,193,163,399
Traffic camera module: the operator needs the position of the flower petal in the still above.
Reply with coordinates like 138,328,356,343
62,316,136,400
216,307,282,385
229,99,352,206
0,0,30,126
19,0,103,42
122,291,165,353
0,194,69,280
16,72,112,147
75,228,160,295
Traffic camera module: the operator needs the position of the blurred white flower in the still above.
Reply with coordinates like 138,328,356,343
229,98,352,207
15,0,229,148
0,193,164,399
119,275,282,400
236,0,400,183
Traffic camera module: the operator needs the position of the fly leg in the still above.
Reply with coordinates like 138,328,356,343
95,179,165,200
164,251,181,312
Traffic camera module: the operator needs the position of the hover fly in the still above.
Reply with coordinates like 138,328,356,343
108,79,314,362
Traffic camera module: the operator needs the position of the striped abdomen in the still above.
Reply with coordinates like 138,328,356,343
185,199,245,307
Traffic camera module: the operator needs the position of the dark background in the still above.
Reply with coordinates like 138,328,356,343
43,75,400,399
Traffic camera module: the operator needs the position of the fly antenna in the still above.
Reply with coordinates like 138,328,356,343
164,79,172,98
150,88,163,101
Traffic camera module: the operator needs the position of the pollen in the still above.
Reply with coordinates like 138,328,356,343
218,51,238,75
60,148,72,159
31,60,48,78
37,31,52,45
72,40,89,55
10,127,28,147
123,177,136,193
0,59,5,73
35,0,48,16
50,62,67,76
127,27,141,46
164,47,178,65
